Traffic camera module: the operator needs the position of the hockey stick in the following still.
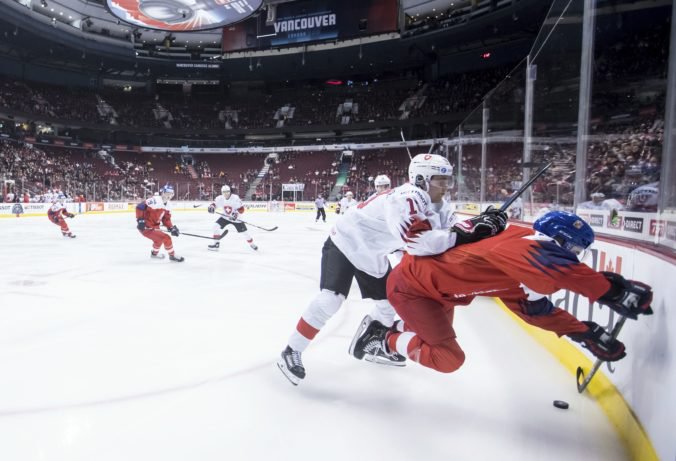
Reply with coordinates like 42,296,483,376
499,161,553,212
214,211,278,232
163,229,228,240
575,315,627,393
400,130,413,160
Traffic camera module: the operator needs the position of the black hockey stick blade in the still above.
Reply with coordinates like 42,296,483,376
499,161,553,212
575,315,628,393
164,230,228,240
214,211,277,231
246,223,278,232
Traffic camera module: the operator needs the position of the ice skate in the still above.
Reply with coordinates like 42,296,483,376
250,243,258,251
208,241,220,251
350,315,406,367
277,346,305,385
63,232,76,238
169,254,185,262
150,251,165,259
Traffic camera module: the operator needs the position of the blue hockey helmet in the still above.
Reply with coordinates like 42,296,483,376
160,184,174,194
533,211,594,255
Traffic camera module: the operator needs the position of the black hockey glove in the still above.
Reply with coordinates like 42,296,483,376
136,218,145,231
67,213,75,218
51,215,60,224
169,225,180,237
452,210,507,246
568,321,626,362
597,272,653,320
482,205,508,229
208,204,215,214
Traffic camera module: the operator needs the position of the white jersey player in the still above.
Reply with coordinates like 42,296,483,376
337,191,357,215
277,154,508,385
366,174,391,200
207,185,258,251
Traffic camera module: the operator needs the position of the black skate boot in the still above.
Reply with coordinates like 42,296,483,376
250,243,258,251
349,315,406,367
150,251,165,259
169,254,185,262
63,232,76,238
208,241,220,251
277,346,305,386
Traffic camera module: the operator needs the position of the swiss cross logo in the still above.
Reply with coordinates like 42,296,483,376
224,206,233,214
424,154,432,160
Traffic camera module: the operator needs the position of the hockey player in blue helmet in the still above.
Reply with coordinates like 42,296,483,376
350,211,653,375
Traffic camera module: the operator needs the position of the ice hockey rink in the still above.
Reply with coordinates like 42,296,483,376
0,210,628,461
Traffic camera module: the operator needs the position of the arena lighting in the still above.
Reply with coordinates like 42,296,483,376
106,0,264,32
481,52,491,59
325,80,343,86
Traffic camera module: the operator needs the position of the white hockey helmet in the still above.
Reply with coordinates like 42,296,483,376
374,175,391,187
221,185,231,195
345,191,354,198
408,154,453,190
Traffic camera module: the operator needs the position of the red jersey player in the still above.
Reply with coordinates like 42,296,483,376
350,211,653,373
47,194,76,238
136,185,184,262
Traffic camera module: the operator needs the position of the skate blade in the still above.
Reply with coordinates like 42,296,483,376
364,354,407,367
348,315,373,360
207,248,219,251
276,360,300,386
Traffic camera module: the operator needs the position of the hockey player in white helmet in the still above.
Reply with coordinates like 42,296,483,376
374,174,391,193
207,185,258,251
337,191,357,215
277,153,508,385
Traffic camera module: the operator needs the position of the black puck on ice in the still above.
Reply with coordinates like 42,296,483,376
553,400,569,410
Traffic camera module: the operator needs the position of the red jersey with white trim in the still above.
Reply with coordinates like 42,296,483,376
135,196,174,230
330,183,458,278
394,225,611,306
47,201,68,220
211,194,245,219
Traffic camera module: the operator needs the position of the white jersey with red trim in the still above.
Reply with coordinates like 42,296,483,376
212,194,244,219
338,197,358,215
329,182,458,278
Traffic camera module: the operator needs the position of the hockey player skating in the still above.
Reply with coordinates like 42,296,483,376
335,191,357,215
315,195,326,223
47,194,76,238
350,211,653,374
207,185,258,251
277,154,508,385
136,185,184,262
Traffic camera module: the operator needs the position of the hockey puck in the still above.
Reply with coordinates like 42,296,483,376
553,400,569,410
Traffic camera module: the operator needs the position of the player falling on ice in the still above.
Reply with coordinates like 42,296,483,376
350,211,653,374
207,185,258,251
136,185,184,262
277,154,508,385
47,194,76,238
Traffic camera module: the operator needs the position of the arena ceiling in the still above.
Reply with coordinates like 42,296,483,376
9,0,460,48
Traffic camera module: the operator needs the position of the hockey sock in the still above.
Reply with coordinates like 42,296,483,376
369,299,397,328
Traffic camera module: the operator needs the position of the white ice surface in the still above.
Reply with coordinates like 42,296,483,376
0,211,628,461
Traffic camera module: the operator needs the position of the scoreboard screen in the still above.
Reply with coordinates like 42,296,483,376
108,0,263,32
